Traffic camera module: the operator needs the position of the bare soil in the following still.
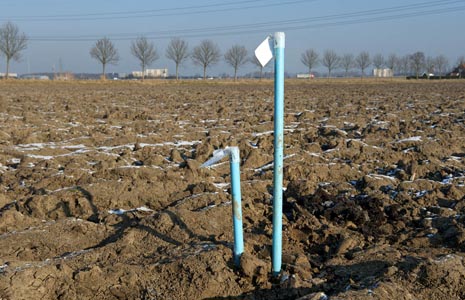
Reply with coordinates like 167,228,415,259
0,79,464,299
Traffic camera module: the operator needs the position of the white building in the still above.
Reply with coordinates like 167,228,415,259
373,68,393,77
131,68,168,78
0,73,18,78
296,73,315,79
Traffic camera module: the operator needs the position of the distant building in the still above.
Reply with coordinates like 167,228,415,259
20,74,50,80
54,73,74,80
450,63,465,78
131,71,143,78
421,72,435,79
0,73,18,78
297,73,315,79
131,68,168,78
373,68,393,77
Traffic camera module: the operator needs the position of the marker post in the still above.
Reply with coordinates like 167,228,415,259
202,147,244,266
254,32,286,276
229,147,244,266
272,32,285,276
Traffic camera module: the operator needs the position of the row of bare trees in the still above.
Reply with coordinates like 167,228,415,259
90,37,255,80
301,48,458,79
1,21,464,80
0,21,253,81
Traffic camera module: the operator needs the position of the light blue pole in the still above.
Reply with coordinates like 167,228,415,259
201,147,244,267
272,32,285,276
229,147,244,266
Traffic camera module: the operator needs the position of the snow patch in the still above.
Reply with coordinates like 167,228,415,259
108,206,154,215
396,136,422,143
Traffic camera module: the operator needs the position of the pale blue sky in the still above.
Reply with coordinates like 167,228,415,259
1,0,464,75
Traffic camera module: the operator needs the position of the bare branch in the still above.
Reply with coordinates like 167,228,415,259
355,51,371,78
372,53,385,69
386,54,398,73
191,40,220,80
397,55,410,76
249,56,265,79
434,55,448,79
131,36,159,80
321,49,340,77
340,53,354,77
224,45,247,81
90,37,119,79
166,38,189,80
409,51,425,79
301,49,319,75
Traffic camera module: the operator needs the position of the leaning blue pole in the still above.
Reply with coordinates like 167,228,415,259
272,32,285,276
229,147,244,266
201,147,244,267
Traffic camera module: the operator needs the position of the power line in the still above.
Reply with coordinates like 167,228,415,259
32,0,459,39
27,1,464,42
2,0,314,22
4,0,267,18
277,6,465,34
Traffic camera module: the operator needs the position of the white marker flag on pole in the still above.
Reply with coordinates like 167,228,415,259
254,36,273,67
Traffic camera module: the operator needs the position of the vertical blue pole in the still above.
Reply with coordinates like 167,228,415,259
229,147,244,266
272,32,285,276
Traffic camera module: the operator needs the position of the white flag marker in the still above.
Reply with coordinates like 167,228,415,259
254,36,273,67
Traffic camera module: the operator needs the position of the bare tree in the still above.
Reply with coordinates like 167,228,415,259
398,55,410,76
425,56,436,77
166,38,189,80
0,22,27,79
409,51,425,79
301,49,319,75
340,53,354,77
321,49,339,77
456,56,465,66
434,55,448,79
192,40,221,80
386,54,398,75
224,45,248,81
355,51,371,78
250,56,265,80
90,37,119,79
372,53,385,70
131,36,159,81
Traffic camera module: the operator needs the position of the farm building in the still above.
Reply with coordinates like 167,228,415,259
296,73,315,79
449,63,465,78
0,73,18,78
373,68,393,77
131,68,168,78
20,74,50,80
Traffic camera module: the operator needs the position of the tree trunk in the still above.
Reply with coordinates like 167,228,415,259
142,64,145,82
203,65,207,80
102,63,106,80
5,58,10,79
234,67,237,81
176,64,179,80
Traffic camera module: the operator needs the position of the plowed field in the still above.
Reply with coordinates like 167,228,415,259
0,79,464,299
